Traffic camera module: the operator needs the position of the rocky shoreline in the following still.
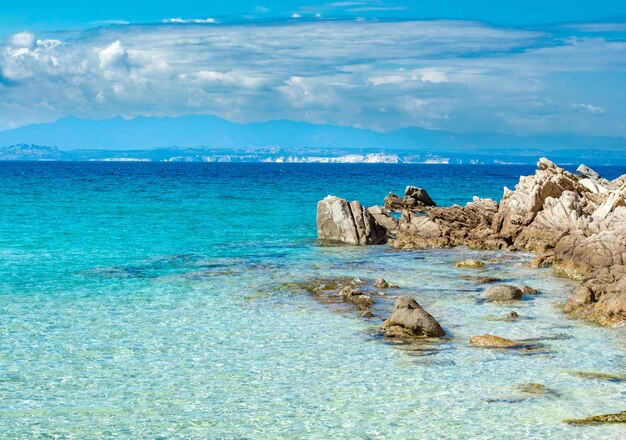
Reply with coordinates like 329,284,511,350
316,158,626,327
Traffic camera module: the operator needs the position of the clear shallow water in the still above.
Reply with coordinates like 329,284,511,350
0,162,625,439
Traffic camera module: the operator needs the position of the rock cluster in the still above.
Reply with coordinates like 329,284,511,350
384,186,436,212
318,158,625,326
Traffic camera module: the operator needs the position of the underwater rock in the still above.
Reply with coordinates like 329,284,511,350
382,296,445,338
567,371,626,382
340,286,375,310
478,277,504,284
514,383,556,395
521,285,539,295
456,259,485,268
470,334,525,348
482,285,523,302
564,410,626,425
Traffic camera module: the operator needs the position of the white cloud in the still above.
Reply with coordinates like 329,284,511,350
573,103,606,114
0,20,625,136
162,18,218,24
10,32,35,49
98,41,129,71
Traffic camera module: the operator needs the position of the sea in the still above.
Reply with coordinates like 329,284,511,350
0,162,625,439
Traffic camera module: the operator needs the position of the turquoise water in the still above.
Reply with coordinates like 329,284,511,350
0,162,625,439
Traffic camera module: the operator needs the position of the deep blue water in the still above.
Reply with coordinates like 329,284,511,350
0,162,625,439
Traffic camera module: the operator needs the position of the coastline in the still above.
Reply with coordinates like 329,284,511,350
317,158,626,327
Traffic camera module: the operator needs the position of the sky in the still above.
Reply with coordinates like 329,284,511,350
1,0,626,137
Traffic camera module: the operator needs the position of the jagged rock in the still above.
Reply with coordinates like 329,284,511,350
367,205,399,235
492,158,585,242
470,334,524,348
317,196,388,245
384,186,436,212
456,259,485,268
577,164,601,180
482,285,523,301
404,186,436,206
382,296,445,338
374,278,398,289
392,197,504,250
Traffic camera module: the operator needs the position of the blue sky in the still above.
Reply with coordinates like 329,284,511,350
1,1,626,137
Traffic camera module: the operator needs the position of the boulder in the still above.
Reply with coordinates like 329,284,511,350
384,186,436,212
470,334,524,348
382,296,445,338
577,164,601,180
317,196,388,245
367,205,399,234
482,285,523,301
374,278,397,289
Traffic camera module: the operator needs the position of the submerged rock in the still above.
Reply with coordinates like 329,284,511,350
470,334,524,348
521,285,539,295
317,196,388,245
478,277,504,284
382,296,445,338
564,410,626,425
567,371,626,382
340,286,375,310
456,259,485,268
515,383,557,396
482,285,523,302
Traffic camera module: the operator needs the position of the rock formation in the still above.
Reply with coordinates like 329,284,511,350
316,158,626,325
384,186,436,212
381,296,445,338
316,196,388,245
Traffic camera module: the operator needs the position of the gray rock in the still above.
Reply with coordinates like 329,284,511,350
382,296,445,337
317,196,387,245
482,284,523,301
367,205,399,234
577,164,601,180
404,186,436,206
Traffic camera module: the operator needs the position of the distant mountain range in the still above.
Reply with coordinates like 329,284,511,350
1,115,626,164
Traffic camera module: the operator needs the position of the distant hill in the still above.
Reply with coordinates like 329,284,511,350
1,115,626,164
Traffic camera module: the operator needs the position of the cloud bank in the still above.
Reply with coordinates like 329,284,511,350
1,19,625,135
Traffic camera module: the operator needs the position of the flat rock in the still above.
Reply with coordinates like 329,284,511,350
456,259,485,268
470,334,524,348
565,410,626,425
